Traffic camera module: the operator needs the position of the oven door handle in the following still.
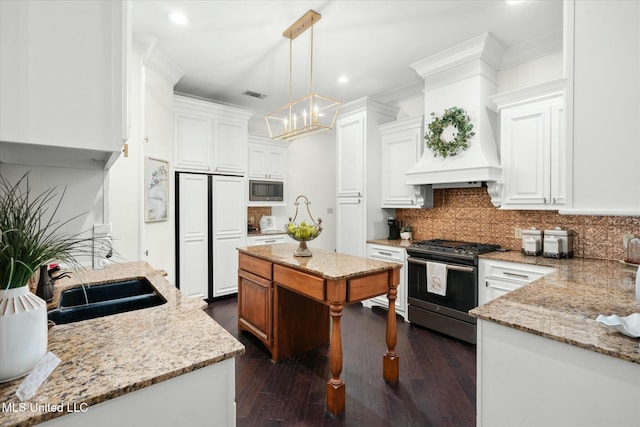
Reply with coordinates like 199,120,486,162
407,257,475,273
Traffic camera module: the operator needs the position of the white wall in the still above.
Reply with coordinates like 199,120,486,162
108,48,143,264
271,131,336,252
140,66,176,282
0,164,105,267
497,51,563,93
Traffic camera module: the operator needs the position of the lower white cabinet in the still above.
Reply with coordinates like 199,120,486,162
246,234,288,246
364,243,407,320
479,258,555,305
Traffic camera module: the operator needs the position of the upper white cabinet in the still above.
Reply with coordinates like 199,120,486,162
335,98,398,258
493,80,566,210
565,0,640,215
0,0,131,169
174,95,252,175
380,116,425,208
336,112,366,198
248,136,287,181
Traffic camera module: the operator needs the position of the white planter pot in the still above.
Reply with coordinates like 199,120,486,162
400,232,412,240
0,286,48,382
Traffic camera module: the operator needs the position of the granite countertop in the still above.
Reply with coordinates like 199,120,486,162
471,251,640,365
366,239,414,248
238,243,401,280
0,262,244,427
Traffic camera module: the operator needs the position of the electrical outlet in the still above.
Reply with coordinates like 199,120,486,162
623,233,636,248
93,224,113,269
514,227,522,239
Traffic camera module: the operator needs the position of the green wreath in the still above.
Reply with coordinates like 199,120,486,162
425,107,475,158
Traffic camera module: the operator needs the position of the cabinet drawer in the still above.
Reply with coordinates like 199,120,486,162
486,262,555,284
239,253,272,280
348,271,389,302
366,244,406,263
273,264,325,302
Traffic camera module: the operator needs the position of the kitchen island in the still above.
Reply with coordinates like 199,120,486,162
0,262,244,427
471,253,640,427
236,243,401,416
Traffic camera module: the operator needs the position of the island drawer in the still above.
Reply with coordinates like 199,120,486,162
239,253,272,280
273,264,325,302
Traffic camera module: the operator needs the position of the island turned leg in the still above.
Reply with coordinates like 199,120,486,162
326,302,345,415
383,271,399,383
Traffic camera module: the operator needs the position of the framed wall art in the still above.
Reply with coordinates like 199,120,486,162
144,157,169,222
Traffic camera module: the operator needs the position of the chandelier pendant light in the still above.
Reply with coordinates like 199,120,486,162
266,10,341,141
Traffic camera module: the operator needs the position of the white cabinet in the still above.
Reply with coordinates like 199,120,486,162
478,258,555,305
246,234,288,246
177,174,209,299
335,98,398,258
174,95,251,175
336,112,366,198
212,175,246,297
566,1,640,215
0,0,131,169
248,136,287,181
176,173,246,299
365,243,407,320
493,80,566,210
380,116,425,208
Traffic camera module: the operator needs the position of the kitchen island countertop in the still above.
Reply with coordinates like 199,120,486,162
0,262,244,427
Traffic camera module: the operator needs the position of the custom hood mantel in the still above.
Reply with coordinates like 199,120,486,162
405,33,504,196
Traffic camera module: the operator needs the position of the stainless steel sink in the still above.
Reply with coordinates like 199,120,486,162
47,278,166,325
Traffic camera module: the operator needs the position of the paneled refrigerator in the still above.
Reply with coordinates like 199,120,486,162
175,172,246,300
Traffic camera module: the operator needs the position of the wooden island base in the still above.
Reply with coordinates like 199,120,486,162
237,245,401,415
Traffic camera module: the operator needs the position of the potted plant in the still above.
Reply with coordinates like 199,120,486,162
0,173,92,382
400,225,413,240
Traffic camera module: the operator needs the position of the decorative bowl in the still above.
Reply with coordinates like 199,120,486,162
286,195,322,257
596,313,640,338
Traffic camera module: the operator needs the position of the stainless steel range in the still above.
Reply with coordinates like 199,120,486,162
406,239,500,344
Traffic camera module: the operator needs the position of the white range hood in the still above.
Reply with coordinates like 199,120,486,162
405,33,504,189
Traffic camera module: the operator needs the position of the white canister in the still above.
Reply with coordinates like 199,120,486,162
544,227,574,258
522,228,543,256
543,236,563,259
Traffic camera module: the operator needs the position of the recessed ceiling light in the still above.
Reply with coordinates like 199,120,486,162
168,12,188,25
337,75,349,84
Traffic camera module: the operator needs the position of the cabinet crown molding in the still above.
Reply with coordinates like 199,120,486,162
492,78,566,110
174,94,253,121
338,97,399,119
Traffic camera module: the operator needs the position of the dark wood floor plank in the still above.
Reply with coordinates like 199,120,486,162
205,296,476,427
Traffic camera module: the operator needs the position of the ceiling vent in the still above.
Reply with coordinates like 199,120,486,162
242,90,267,99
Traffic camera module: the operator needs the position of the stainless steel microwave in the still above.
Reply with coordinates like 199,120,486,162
249,180,284,202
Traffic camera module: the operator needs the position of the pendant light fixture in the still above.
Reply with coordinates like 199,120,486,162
266,10,341,141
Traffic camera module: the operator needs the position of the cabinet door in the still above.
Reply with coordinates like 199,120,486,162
483,278,521,305
177,174,209,298
336,197,365,257
238,270,272,345
175,111,211,171
266,148,286,180
501,102,550,206
212,119,247,175
549,98,566,206
212,176,246,296
381,125,423,207
248,145,269,178
336,113,365,197
0,0,128,152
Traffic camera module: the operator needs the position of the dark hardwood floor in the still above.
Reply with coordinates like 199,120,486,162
204,297,476,427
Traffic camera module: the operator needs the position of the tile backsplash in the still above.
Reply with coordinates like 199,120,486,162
248,207,272,228
396,187,640,261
